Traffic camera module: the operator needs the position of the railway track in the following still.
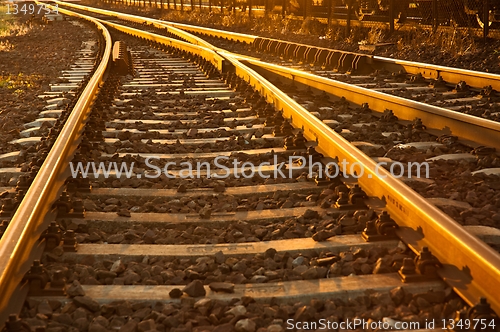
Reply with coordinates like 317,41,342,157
57,2,500,241
0,3,500,331
81,0,500,38
50,3,500,118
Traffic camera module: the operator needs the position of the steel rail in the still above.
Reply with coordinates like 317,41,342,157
372,55,500,91
56,1,500,92
51,2,500,150
92,0,500,38
0,7,112,324
230,55,500,150
55,1,257,44
52,10,500,315
223,55,500,317
93,19,226,70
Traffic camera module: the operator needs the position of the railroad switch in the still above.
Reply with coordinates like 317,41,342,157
23,261,65,296
362,211,398,242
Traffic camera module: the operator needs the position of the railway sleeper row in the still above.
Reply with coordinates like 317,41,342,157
67,5,500,127
1,6,500,332
0,37,493,332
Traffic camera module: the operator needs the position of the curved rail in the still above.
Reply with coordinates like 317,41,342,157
232,55,500,150
0,8,112,325
225,54,500,317
51,1,500,150
57,2,500,91
52,10,500,315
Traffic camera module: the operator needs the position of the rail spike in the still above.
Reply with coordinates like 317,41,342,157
53,191,85,219
398,247,441,283
22,261,65,297
449,298,499,331
362,211,398,242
